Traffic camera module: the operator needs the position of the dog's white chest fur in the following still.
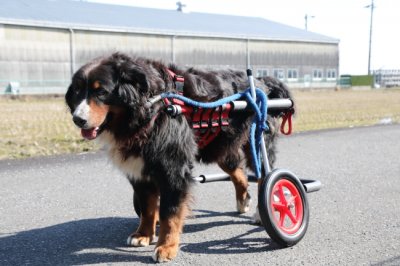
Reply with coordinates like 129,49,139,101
98,132,145,181
110,151,145,181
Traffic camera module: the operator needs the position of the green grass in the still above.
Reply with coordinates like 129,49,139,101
0,89,399,160
0,96,97,160
292,89,400,131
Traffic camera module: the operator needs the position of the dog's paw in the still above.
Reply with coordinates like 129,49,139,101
237,193,251,214
127,233,155,247
252,207,263,225
152,245,178,263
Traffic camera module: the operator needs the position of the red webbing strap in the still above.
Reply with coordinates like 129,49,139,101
162,97,232,148
166,69,184,93
280,111,293,135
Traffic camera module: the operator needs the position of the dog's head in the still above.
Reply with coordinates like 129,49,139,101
65,53,160,140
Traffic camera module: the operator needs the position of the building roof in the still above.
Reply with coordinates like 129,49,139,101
0,0,339,44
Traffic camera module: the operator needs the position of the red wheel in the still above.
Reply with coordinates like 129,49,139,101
270,179,304,234
258,169,309,247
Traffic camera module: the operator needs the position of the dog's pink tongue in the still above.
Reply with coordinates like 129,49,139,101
81,128,97,140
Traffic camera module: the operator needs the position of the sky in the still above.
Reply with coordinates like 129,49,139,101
90,0,400,75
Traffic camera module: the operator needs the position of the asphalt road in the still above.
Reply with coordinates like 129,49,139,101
0,125,399,265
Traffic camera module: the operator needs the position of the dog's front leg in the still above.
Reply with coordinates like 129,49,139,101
153,187,190,263
128,181,159,247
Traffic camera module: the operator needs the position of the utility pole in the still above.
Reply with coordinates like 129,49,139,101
304,14,315,31
176,1,186,12
366,0,375,75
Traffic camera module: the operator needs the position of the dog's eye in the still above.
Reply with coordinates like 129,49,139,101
71,86,85,96
72,78,86,95
96,88,108,97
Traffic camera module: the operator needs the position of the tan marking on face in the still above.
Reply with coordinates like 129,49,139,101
93,81,101,89
88,99,109,127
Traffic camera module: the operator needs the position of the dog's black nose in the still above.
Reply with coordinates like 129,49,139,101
73,116,87,128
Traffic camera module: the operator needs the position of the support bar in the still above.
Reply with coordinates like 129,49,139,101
231,99,293,111
300,179,322,193
194,173,231,183
146,95,293,111
195,173,322,194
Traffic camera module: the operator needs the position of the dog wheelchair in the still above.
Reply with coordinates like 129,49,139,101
134,69,321,247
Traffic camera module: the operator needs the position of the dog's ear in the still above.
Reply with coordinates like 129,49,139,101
108,54,150,107
119,62,149,94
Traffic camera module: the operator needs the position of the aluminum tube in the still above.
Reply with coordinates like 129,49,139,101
231,99,293,111
300,179,322,193
247,69,271,176
267,99,293,109
197,173,231,183
145,94,162,108
145,96,292,111
231,101,248,111
247,69,257,99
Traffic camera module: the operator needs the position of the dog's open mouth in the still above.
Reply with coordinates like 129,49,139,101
81,127,99,140
79,113,111,140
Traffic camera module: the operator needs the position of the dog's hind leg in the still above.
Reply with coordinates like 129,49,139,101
218,156,251,214
127,181,159,247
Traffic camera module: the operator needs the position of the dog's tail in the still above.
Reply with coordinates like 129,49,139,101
257,76,292,101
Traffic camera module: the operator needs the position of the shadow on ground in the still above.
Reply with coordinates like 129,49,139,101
0,211,278,265
0,217,148,265
182,209,280,254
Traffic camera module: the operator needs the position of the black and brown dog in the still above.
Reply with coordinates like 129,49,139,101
65,53,292,262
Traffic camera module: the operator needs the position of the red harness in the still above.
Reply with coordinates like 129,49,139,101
163,97,232,148
163,69,293,148
166,69,184,92
164,69,232,148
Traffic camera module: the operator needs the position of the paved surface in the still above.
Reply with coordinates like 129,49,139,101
0,125,399,265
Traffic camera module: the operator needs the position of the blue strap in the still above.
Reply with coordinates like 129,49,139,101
161,88,268,178
161,91,245,108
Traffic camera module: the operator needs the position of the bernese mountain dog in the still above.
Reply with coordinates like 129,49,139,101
65,53,292,262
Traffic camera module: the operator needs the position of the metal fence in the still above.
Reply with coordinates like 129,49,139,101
0,80,69,95
0,77,342,95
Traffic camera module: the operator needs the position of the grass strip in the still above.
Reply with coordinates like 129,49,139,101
0,89,399,160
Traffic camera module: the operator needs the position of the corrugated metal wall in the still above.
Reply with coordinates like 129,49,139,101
74,31,173,65
175,36,247,68
250,40,338,75
0,24,339,94
0,25,70,91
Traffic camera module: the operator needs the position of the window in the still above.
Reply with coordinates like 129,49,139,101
256,69,268,78
327,69,337,80
287,69,298,80
273,69,285,80
313,69,323,80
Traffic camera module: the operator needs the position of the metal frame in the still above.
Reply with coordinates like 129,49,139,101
192,69,321,194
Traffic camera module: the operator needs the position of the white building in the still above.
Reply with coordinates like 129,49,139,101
0,0,340,94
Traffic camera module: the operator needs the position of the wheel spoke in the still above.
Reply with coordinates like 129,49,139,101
272,202,285,211
286,209,298,224
278,211,286,227
277,184,287,205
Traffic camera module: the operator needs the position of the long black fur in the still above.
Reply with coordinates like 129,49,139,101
65,52,292,259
